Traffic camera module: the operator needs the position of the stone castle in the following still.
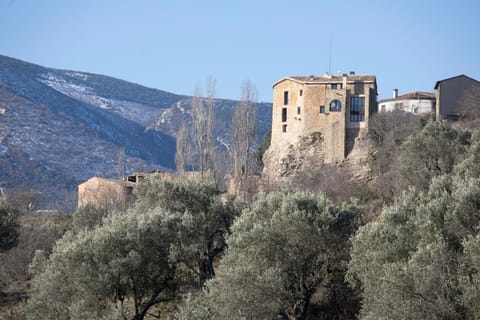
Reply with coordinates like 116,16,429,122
263,72,377,181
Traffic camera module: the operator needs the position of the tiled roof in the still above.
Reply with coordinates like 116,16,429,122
80,176,135,187
289,74,376,83
273,74,376,87
397,91,436,99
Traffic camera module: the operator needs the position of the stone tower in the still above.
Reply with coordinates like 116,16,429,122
270,73,377,163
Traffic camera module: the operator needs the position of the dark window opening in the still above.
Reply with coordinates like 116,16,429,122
299,89,303,96
329,99,342,112
297,107,301,115
320,106,325,113
350,96,365,122
282,108,287,122
331,83,342,89
282,124,287,132
284,91,289,105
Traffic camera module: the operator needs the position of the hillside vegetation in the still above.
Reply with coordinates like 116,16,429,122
0,112,473,319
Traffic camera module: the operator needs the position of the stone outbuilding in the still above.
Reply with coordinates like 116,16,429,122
435,74,480,121
78,171,205,209
78,176,135,209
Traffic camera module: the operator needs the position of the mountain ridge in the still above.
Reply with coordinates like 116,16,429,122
0,54,272,210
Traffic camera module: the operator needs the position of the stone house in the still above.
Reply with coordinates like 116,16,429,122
270,72,377,163
78,176,135,209
378,89,435,114
435,74,480,121
78,171,204,209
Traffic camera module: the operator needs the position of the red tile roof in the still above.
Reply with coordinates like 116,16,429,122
397,91,436,99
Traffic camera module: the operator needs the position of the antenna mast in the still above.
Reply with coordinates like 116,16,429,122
329,37,332,74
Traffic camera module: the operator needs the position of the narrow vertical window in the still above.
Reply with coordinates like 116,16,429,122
282,124,287,132
350,96,365,122
284,91,289,105
282,108,287,122
320,106,325,113
297,107,301,115
299,89,303,97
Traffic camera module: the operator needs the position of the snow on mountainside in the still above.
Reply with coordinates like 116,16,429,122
0,54,272,210
39,73,163,125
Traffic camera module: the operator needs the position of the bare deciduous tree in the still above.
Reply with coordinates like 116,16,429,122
205,76,216,172
230,80,257,181
190,77,216,177
175,122,191,174
459,86,480,128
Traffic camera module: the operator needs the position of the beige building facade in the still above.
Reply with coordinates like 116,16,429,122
271,73,377,163
78,171,205,209
78,176,135,209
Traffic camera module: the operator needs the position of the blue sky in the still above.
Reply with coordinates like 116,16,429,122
1,0,479,102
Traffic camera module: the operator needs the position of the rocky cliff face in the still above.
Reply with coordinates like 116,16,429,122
262,130,371,187
262,132,325,180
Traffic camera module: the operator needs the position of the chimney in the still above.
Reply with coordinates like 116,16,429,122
393,88,398,99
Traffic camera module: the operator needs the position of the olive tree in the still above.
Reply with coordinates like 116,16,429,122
72,204,109,232
348,140,480,320
0,205,20,293
367,109,423,199
0,205,20,252
178,191,359,320
395,121,470,192
134,176,239,287
25,208,177,320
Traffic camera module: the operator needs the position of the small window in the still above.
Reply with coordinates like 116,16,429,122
297,107,301,115
381,104,386,111
320,106,325,113
331,84,338,89
282,108,287,122
282,124,287,132
284,91,289,105
329,100,342,112
299,89,303,97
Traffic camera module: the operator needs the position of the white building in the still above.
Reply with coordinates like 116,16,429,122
378,89,435,114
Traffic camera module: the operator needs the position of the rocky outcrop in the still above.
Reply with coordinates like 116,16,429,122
262,130,372,186
262,131,325,181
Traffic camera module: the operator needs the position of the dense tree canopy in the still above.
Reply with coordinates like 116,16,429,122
178,191,360,320
25,208,176,320
0,205,20,252
348,135,480,320
395,121,471,191
25,177,238,320
134,176,240,287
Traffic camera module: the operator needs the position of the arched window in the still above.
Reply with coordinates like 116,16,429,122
329,99,342,112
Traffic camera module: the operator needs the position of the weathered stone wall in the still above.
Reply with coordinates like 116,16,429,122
78,177,134,209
